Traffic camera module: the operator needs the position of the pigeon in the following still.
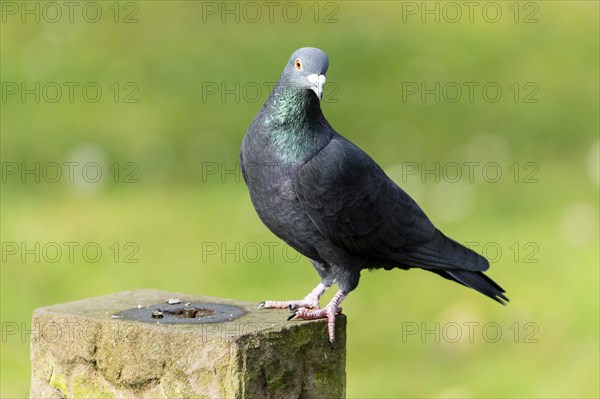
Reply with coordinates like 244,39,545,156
240,47,508,346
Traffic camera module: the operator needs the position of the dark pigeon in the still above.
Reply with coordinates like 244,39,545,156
240,47,508,345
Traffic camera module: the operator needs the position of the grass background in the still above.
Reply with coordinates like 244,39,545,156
1,1,599,397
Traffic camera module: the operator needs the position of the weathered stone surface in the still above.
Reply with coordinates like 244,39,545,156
30,289,346,398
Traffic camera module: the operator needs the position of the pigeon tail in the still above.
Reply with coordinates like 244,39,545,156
399,229,508,303
443,270,509,304
402,229,489,271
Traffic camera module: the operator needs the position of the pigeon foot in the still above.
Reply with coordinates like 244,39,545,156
288,290,347,346
258,282,328,311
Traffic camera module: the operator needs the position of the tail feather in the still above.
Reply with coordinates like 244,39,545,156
396,229,509,304
401,229,489,272
444,270,509,304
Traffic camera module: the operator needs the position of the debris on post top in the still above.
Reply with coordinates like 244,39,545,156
30,289,346,399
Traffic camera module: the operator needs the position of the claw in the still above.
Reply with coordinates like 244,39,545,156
258,301,265,309
330,339,335,349
287,311,297,321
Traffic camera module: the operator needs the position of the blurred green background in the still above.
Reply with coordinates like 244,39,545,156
1,1,598,397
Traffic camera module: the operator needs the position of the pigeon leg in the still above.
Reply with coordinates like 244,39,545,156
258,282,329,311
288,290,346,346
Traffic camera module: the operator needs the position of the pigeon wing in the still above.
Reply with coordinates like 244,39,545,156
293,135,489,272
293,135,433,259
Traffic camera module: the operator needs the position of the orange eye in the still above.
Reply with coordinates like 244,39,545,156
294,58,302,70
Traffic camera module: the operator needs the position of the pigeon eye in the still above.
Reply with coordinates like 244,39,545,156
294,58,303,70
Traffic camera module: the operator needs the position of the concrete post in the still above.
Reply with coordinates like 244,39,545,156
30,289,346,398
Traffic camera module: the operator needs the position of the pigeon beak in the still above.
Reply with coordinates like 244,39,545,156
307,74,326,101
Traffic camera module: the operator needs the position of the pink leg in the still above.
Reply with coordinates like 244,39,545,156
288,290,346,346
258,283,329,311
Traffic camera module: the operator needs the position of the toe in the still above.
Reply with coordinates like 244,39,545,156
326,309,338,345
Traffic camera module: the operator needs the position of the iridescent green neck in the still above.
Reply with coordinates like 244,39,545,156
262,83,331,165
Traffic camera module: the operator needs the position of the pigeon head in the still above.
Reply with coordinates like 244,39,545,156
281,47,329,101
